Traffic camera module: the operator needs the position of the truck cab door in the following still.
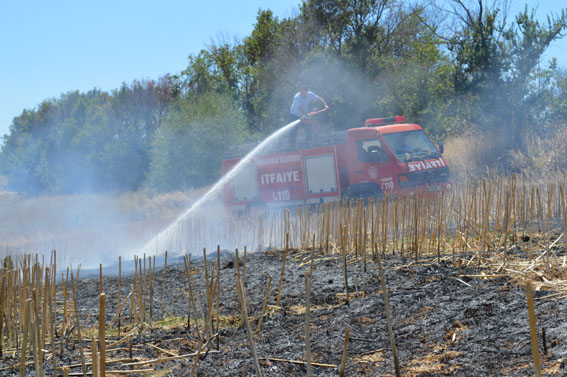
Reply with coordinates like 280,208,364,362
346,136,395,196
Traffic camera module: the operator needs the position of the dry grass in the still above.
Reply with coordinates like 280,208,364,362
443,129,502,180
508,125,567,174
444,125,567,182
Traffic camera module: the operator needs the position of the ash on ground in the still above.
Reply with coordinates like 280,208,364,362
3,248,566,376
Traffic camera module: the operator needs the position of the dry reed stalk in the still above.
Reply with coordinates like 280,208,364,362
133,256,138,322
236,278,263,377
99,264,102,295
400,196,407,256
276,233,289,307
2,267,11,352
108,292,132,328
136,259,144,323
436,193,447,261
255,275,272,336
86,309,95,331
308,207,312,247
216,245,221,350
48,267,57,375
130,284,136,325
123,350,220,367
363,209,368,271
512,180,519,245
326,203,331,253
502,187,511,259
0,266,6,358
118,256,121,337
359,200,365,259
481,180,489,255
304,270,313,377
183,255,202,341
264,357,337,368
318,205,325,252
63,366,69,377
142,254,146,324
191,257,205,335
71,271,87,377
162,250,168,319
150,256,155,325
338,325,350,377
413,196,419,260
146,342,178,357
243,246,247,284
382,197,389,257
203,248,209,309
420,196,428,254
41,267,50,365
377,253,401,377
355,200,362,254
370,199,377,259
202,248,214,341
20,299,32,377
184,256,191,331
560,185,566,235
63,269,69,332
529,187,535,261
340,225,349,304
205,264,216,349
190,267,218,377
30,296,43,377
526,281,542,377
98,293,106,377
10,267,17,349
234,247,243,321
537,187,543,233
91,336,98,377
544,187,555,274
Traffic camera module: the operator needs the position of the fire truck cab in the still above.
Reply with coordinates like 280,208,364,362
222,116,450,210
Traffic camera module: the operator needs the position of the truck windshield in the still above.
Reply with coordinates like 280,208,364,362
382,130,440,161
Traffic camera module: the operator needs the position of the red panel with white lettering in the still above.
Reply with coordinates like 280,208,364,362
256,151,305,203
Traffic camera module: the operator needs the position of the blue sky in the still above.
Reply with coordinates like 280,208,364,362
0,0,566,139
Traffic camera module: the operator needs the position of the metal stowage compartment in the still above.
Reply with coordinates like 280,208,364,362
304,154,338,194
232,164,259,201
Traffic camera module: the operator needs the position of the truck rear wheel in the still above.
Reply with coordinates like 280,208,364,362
345,182,383,201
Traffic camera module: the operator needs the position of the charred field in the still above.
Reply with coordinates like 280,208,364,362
2,175,567,376
3,245,567,376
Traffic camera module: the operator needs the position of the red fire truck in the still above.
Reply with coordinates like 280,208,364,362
222,116,450,210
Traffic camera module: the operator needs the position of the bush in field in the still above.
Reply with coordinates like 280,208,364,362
146,91,248,192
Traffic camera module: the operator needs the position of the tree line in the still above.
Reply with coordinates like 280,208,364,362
1,0,566,194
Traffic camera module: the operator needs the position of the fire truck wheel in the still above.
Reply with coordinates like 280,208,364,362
346,183,383,201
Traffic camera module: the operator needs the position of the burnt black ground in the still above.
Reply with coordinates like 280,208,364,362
3,248,566,376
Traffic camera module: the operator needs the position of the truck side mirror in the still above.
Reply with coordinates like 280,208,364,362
438,141,444,154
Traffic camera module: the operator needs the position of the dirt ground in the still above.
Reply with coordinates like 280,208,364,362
2,245,566,376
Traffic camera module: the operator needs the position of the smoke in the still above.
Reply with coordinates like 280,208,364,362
0,191,193,269
140,119,301,256
0,91,299,270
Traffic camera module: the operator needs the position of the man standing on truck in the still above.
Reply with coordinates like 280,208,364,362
288,85,328,146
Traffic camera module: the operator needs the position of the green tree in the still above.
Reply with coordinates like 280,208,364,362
147,91,248,192
0,77,176,194
443,0,566,147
